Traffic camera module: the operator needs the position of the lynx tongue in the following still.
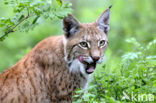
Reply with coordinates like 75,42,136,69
86,63,96,74
78,55,85,63
87,66,95,73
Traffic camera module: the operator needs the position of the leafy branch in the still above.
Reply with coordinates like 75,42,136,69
0,13,31,41
0,0,72,41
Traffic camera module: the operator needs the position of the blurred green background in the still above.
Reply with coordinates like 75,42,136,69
0,0,156,102
0,0,155,71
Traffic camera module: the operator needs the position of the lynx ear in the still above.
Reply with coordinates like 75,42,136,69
63,14,80,38
96,6,112,35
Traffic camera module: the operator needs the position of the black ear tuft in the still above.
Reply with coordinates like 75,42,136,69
96,6,111,35
63,14,80,38
109,5,112,9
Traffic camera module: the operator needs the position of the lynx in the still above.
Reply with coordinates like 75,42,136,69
0,6,111,103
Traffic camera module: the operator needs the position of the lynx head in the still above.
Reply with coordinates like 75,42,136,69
63,6,111,75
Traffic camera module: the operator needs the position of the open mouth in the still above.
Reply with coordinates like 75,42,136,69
85,62,96,74
78,55,97,74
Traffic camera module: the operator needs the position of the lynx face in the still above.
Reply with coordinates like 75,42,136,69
63,8,111,75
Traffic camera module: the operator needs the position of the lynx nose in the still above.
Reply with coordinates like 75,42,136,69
92,56,100,62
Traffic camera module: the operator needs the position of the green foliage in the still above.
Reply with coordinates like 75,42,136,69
73,39,156,103
56,0,62,6
0,0,72,41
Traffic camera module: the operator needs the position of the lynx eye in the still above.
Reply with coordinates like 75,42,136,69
99,40,106,47
79,42,88,48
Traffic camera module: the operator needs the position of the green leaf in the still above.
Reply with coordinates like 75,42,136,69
146,39,156,50
4,1,9,5
56,0,62,6
32,16,39,24
18,15,25,22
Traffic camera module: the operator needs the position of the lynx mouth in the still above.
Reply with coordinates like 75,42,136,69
78,55,97,74
85,62,96,74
